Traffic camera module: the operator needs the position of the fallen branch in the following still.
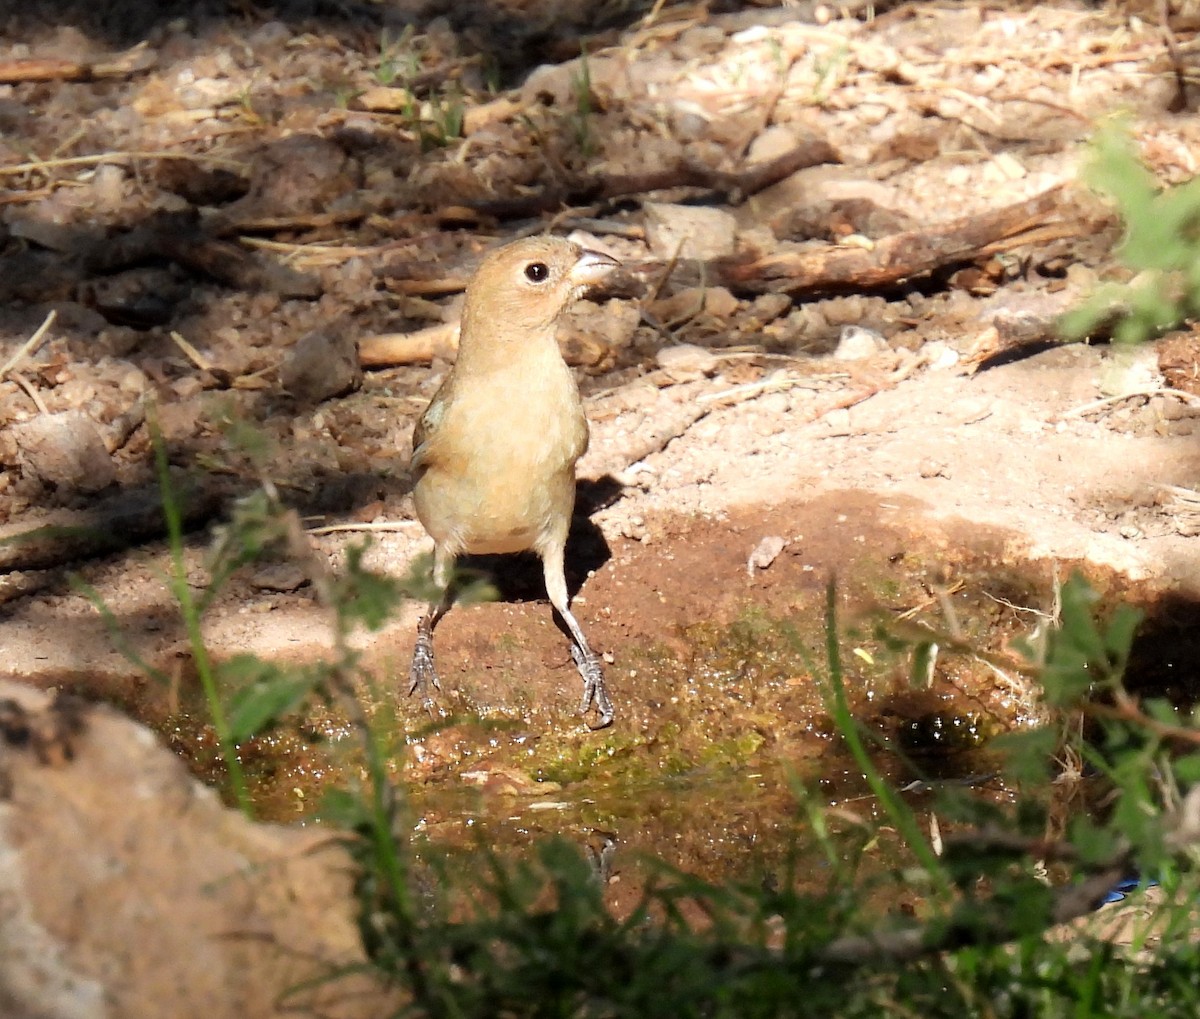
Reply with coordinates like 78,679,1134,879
359,319,612,369
469,138,838,220
359,323,460,367
0,482,229,573
714,186,1075,295
0,150,244,178
0,43,155,84
88,211,319,298
0,309,56,379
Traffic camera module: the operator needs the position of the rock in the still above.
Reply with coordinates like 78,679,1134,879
12,411,117,492
746,535,787,576
701,286,739,319
0,681,397,1019
520,63,574,107
833,325,886,361
643,203,738,261
281,330,362,404
249,562,309,593
656,344,719,376
247,134,360,216
751,293,792,323
747,125,801,165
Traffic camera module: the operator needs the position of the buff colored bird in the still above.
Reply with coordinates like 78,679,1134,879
408,236,618,728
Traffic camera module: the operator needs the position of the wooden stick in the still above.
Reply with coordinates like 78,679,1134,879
359,322,460,367
469,138,839,220
169,331,213,372
0,309,56,378
714,186,1073,295
0,150,244,178
0,42,155,84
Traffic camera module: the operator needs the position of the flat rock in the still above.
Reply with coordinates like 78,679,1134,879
0,681,398,1019
643,203,738,262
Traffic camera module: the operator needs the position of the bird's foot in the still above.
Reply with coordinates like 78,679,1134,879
572,645,614,729
408,627,442,717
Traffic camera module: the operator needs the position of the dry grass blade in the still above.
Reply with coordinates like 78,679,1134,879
0,150,244,178
0,309,57,379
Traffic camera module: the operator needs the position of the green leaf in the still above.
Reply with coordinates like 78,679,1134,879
1143,697,1181,728
1172,753,1200,785
1058,574,1105,662
993,727,1059,784
336,542,405,631
909,641,936,690
1104,603,1143,671
222,655,322,742
1068,814,1122,867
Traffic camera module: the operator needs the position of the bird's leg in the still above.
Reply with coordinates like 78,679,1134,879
408,551,454,715
543,548,614,729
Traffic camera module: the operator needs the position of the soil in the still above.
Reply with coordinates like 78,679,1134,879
3,0,1200,875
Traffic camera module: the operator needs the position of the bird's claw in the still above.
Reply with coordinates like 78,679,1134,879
408,630,442,718
572,645,614,729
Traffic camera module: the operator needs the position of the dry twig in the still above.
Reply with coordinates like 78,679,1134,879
0,309,57,379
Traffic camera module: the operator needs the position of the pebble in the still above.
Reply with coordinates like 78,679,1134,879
281,330,362,404
12,411,117,492
746,535,786,576
834,325,886,360
644,202,738,261
655,344,718,375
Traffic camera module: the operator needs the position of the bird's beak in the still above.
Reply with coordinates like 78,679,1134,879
569,248,620,287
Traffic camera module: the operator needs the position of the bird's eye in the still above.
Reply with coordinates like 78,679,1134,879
524,261,550,283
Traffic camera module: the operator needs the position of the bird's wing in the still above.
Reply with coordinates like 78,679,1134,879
410,379,451,477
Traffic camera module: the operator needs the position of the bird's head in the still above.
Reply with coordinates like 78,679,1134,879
462,236,619,336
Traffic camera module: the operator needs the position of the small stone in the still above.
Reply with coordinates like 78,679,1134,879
655,344,718,376
919,459,948,479
12,411,117,492
833,325,886,360
752,293,792,322
520,63,574,107
747,535,787,576
281,330,362,404
643,203,738,261
249,562,309,593
747,125,800,164
172,376,204,400
923,341,960,370
703,286,739,319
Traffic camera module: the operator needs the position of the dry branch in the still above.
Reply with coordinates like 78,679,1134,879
470,139,838,220
0,482,228,573
0,43,155,84
359,323,460,367
359,320,612,369
89,212,319,298
715,186,1075,295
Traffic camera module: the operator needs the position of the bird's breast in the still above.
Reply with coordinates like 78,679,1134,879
412,358,587,556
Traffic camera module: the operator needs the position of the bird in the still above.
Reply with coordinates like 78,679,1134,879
407,235,618,729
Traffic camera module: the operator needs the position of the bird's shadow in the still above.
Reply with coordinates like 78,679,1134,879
458,475,622,603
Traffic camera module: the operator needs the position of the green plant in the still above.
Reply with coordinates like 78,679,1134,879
570,46,596,157
374,26,419,87
1061,118,1200,344
320,572,1200,1017
74,418,1200,1016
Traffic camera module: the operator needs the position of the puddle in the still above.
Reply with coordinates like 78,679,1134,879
26,493,1200,888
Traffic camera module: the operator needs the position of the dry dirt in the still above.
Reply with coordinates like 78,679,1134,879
2,0,1200,849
